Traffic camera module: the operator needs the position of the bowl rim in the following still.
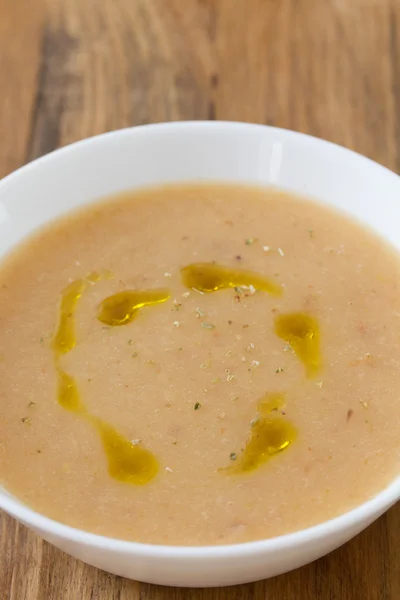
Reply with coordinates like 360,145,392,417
1,120,400,194
0,478,398,557
0,120,399,558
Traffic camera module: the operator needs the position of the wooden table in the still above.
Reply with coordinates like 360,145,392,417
0,0,399,598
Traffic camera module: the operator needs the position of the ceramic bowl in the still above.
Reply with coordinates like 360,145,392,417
0,122,399,587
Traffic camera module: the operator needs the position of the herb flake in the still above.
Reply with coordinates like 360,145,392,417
201,322,215,329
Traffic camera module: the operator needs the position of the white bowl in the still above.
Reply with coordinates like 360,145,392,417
0,122,399,587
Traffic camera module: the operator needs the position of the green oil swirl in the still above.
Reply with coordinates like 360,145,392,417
275,312,321,377
181,263,282,295
52,274,160,485
95,419,159,485
57,368,83,413
97,289,170,326
52,279,87,355
225,392,297,474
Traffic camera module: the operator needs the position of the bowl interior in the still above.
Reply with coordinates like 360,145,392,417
0,122,399,554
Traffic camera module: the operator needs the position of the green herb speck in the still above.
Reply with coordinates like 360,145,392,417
194,402,201,410
276,367,284,373
230,452,237,461
201,322,215,329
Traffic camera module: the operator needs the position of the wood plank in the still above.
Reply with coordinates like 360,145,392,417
0,0,45,176
0,0,399,598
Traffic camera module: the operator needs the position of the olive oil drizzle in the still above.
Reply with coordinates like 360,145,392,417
52,274,160,484
56,367,83,413
274,312,321,377
181,263,321,473
180,262,282,295
52,278,87,355
49,266,322,481
225,392,297,474
97,289,171,326
94,419,159,485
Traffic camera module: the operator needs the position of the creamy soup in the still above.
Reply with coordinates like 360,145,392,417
0,184,399,545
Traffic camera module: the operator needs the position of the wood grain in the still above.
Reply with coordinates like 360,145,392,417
0,0,399,597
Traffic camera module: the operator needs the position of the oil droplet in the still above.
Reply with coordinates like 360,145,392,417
94,419,159,484
181,263,282,295
257,392,285,416
52,279,87,355
57,368,84,414
52,272,104,355
223,392,296,474
275,312,321,377
97,289,171,326
227,418,297,474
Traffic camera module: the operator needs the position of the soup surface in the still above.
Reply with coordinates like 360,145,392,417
0,184,399,545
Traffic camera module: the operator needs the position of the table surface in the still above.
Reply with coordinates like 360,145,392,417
0,0,399,598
